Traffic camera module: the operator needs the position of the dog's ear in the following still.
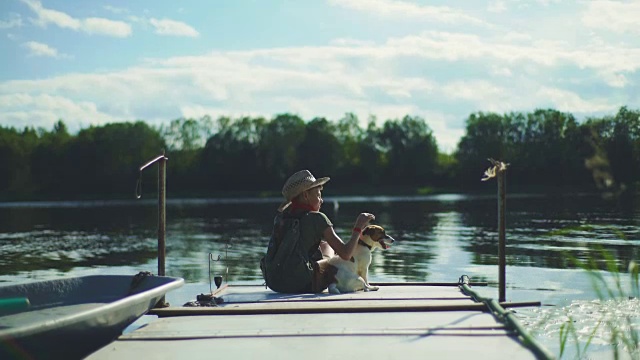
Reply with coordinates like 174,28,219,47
362,226,375,237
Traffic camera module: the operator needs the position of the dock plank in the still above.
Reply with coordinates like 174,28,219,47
217,283,472,303
91,334,535,360
121,311,508,339
87,284,542,360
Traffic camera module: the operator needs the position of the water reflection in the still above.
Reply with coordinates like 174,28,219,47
0,193,638,285
1,193,639,358
0,227,157,276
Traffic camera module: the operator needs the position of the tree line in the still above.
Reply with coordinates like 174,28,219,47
0,107,638,201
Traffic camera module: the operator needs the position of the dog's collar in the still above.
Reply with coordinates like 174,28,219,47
358,240,372,250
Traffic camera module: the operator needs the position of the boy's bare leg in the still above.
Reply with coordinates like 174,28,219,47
311,259,338,293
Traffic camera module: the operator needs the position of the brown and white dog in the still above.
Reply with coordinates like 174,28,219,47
327,225,395,294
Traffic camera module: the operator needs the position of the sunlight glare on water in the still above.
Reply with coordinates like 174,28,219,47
522,297,640,358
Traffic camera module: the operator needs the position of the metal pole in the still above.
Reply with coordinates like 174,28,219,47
137,153,169,308
158,156,166,277
497,168,506,302
459,276,555,360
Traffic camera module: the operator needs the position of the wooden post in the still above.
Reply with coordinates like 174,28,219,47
497,168,506,302
481,159,508,303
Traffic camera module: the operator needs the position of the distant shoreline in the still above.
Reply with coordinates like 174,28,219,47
0,185,635,207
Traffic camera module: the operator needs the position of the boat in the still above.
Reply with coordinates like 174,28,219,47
0,273,183,360
87,275,554,359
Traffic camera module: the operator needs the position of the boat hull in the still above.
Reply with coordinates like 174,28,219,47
0,274,183,359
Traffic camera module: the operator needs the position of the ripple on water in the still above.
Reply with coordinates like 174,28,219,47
520,297,640,356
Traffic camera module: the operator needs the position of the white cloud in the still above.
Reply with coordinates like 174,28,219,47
329,38,375,47
21,0,80,30
490,65,512,77
1,27,635,151
2,0,638,155
582,1,640,34
328,0,490,26
20,0,132,37
501,31,532,43
423,112,465,153
149,18,199,37
82,18,132,37
536,0,561,6
0,93,116,129
487,1,507,13
103,5,128,15
22,41,61,58
442,80,505,104
180,105,262,121
383,31,640,75
599,72,627,88
0,13,23,29
537,87,615,113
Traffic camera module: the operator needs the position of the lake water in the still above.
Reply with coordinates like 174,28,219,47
1,192,639,358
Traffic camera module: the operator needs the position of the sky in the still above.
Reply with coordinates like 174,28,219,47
0,0,639,152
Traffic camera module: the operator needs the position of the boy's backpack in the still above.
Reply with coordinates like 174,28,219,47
260,211,314,293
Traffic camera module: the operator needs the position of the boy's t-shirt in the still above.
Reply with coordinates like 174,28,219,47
290,210,333,260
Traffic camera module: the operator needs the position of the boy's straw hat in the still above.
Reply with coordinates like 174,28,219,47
278,170,330,212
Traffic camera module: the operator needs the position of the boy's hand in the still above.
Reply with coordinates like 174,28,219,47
354,213,375,229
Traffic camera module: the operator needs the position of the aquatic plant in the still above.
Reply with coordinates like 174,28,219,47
557,249,640,359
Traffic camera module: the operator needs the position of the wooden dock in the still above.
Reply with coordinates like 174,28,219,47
87,279,553,359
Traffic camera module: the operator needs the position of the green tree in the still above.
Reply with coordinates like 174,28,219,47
379,115,439,185
161,116,213,151
66,122,165,196
455,112,507,188
295,117,341,177
0,126,38,197
581,117,616,190
161,116,213,194
257,113,306,187
607,107,640,188
329,113,366,183
356,119,386,185
201,116,265,192
31,120,71,196
519,109,583,187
